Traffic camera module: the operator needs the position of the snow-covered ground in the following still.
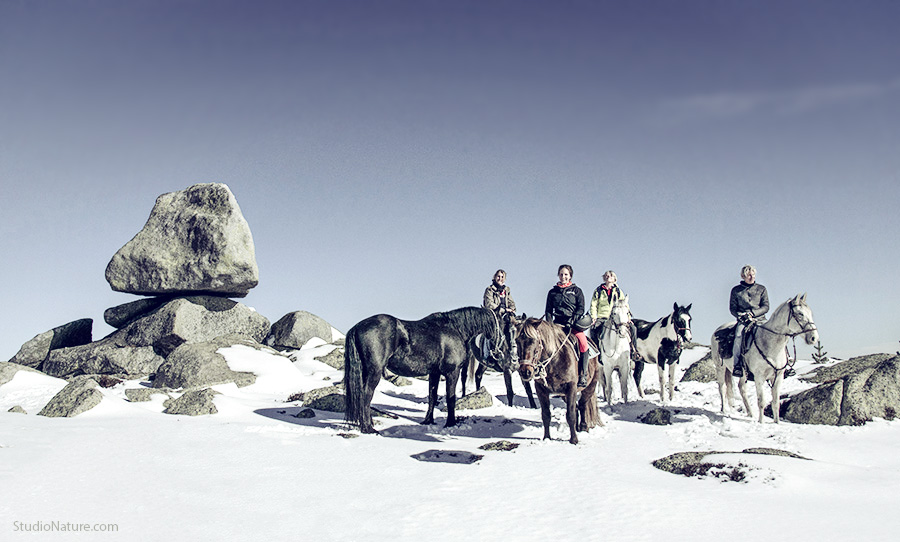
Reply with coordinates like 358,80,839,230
2,343,898,541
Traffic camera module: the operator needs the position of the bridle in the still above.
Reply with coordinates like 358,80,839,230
517,325,572,382
751,302,817,372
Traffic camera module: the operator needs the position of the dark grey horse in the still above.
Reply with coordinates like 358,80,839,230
344,307,518,434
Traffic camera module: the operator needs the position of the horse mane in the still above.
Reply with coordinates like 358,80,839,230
439,306,498,342
521,317,567,352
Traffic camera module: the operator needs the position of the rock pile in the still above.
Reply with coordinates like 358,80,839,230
5,183,340,417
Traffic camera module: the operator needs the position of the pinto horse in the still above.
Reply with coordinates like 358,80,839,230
344,307,517,434
515,318,602,444
711,294,818,423
632,303,693,403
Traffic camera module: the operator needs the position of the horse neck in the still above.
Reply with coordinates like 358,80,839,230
755,300,793,351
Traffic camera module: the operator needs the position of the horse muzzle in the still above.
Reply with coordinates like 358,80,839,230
518,362,535,382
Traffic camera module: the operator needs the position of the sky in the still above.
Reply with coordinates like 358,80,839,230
2,0,899,361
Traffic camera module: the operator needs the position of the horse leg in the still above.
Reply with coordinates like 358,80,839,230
737,376,753,418
667,363,677,401
620,358,629,404
537,388,552,440
754,379,766,423
633,360,645,398
603,365,614,406
657,364,666,404
566,387,579,444
503,368,515,407
476,361,487,390
772,371,784,423
422,372,440,425
523,379,537,409
444,368,461,428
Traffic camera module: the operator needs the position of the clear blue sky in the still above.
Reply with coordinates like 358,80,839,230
2,0,898,361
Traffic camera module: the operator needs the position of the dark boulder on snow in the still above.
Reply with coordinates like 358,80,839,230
638,407,672,425
8,319,93,369
680,351,716,383
151,335,260,390
782,354,900,426
265,310,333,350
313,347,344,370
125,388,171,403
163,388,220,416
105,183,259,297
38,376,104,418
119,296,270,357
453,386,494,410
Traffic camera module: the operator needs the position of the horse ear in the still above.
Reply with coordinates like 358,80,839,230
673,302,678,312
685,303,692,312
623,294,629,304
801,293,807,302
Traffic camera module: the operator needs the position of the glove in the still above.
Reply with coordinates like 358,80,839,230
738,312,752,325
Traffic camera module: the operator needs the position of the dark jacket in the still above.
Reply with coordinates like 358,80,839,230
545,283,585,326
730,281,769,319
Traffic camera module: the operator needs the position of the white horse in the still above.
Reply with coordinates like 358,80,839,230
633,303,693,403
600,295,633,405
711,293,818,423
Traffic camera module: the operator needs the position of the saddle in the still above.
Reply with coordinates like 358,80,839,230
713,322,757,360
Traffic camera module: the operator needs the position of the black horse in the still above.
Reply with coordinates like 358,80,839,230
344,307,518,434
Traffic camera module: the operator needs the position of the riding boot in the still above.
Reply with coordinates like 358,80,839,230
732,353,744,378
629,322,641,361
577,350,589,388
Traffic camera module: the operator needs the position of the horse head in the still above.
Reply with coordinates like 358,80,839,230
514,318,545,382
609,295,632,337
495,312,520,372
790,293,818,345
673,302,693,342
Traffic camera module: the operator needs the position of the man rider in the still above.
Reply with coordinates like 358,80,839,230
729,265,769,378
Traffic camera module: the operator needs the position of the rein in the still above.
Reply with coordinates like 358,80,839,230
519,327,573,381
749,302,816,373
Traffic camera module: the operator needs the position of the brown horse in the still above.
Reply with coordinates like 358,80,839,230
515,317,602,444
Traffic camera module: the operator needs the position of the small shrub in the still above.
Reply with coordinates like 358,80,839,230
811,341,829,364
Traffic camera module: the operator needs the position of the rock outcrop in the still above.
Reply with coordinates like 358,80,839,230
119,296,270,357
265,311,333,349
163,388,220,416
680,351,716,383
8,319,93,369
38,376,104,417
152,335,260,389
782,354,900,426
42,338,164,378
105,183,258,298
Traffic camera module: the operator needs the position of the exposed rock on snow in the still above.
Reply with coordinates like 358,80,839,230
42,338,163,378
8,405,27,414
0,361,45,386
152,336,259,390
119,296,270,357
454,386,494,410
638,407,672,425
313,347,344,369
681,351,716,383
163,388,220,416
265,310,334,349
38,376,103,417
783,354,900,425
8,319,93,369
125,388,171,402
105,183,258,297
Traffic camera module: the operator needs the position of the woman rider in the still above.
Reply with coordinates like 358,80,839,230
544,264,591,388
483,269,517,316
730,264,769,377
590,270,639,360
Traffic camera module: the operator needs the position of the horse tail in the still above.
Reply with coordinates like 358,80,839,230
343,324,369,431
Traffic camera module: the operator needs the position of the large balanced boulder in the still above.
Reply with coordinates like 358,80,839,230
119,296,270,357
105,183,259,297
38,376,104,417
265,311,333,349
8,319,93,369
152,335,259,389
783,354,900,425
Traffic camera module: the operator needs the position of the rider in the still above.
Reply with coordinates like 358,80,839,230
590,270,640,360
730,264,769,378
544,264,591,388
483,269,517,316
